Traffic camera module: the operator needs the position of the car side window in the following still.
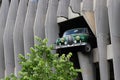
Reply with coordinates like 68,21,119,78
85,29,89,34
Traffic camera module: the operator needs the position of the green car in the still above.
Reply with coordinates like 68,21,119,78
56,28,91,53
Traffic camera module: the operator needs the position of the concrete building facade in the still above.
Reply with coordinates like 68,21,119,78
0,0,119,80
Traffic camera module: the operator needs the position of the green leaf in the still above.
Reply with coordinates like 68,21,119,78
2,36,81,80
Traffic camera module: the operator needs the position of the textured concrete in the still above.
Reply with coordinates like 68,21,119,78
23,0,37,56
70,0,81,14
45,0,59,47
57,0,70,18
13,0,28,75
34,0,48,44
108,0,120,80
0,0,9,78
82,0,93,11
3,0,19,76
94,0,110,80
77,52,95,80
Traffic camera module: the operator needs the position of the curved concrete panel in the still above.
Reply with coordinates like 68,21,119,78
94,0,110,80
3,0,19,76
13,0,28,75
0,0,9,78
45,0,59,47
23,0,37,56
77,52,95,80
108,0,120,80
34,0,48,44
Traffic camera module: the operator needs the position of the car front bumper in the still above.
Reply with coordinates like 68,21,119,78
55,42,88,49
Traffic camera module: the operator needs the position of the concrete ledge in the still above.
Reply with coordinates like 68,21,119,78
107,44,113,60
57,17,67,23
92,48,99,63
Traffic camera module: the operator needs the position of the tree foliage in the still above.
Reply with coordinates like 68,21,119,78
2,36,81,80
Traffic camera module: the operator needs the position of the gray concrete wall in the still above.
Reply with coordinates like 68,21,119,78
0,0,9,78
23,0,37,56
45,0,59,47
57,0,70,18
82,0,93,11
34,0,48,44
94,0,110,80
70,0,81,14
108,0,120,80
0,0,119,79
13,0,28,75
3,0,19,76
77,52,95,80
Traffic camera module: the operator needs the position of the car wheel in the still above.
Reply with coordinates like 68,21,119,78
84,43,91,53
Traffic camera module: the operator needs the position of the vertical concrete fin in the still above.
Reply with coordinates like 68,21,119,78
23,0,37,56
94,0,110,80
3,0,19,76
34,0,48,43
108,0,120,80
0,0,9,78
77,52,95,80
13,0,28,76
45,0,59,47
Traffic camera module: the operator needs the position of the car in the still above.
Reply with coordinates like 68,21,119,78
55,28,91,53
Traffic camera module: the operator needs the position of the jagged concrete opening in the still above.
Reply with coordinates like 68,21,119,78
57,16,97,80
58,16,97,48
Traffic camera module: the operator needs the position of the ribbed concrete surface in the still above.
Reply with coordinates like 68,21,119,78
13,0,28,75
3,0,19,76
34,0,48,44
23,0,37,56
0,0,118,79
0,0,9,77
77,52,95,80
108,0,120,80
45,0,59,46
94,0,110,80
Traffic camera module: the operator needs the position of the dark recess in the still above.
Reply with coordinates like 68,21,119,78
109,60,115,80
58,16,97,48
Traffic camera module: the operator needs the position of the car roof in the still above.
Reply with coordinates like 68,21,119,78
65,28,87,32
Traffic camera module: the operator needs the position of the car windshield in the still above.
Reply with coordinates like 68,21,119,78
63,28,87,37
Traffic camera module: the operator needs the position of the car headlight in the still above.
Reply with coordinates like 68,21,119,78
75,35,80,41
60,38,65,43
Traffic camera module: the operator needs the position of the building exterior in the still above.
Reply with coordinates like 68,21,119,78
0,0,119,80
